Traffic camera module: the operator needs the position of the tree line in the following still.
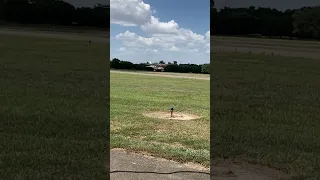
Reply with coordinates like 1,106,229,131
0,0,109,29
110,58,210,74
2,0,319,39
211,3,320,39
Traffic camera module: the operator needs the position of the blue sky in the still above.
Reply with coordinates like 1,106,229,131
110,0,210,64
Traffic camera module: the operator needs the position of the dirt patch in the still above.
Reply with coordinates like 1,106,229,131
111,70,210,80
143,111,201,121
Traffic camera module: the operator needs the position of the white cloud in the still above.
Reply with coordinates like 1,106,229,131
168,46,180,51
119,47,126,51
110,0,152,26
115,31,137,40
206,31,210,39
115,29,209,53
141,16,179,34
111,0,210,58
115,31,164,49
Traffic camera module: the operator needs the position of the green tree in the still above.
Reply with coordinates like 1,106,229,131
110,58,121,69
292,6,320,39
201,64,210,74
3,0,109,29
210,0,214,8
0,0,4,20
159,60,165,64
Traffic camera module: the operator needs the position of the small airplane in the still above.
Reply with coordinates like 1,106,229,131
145,63,167,72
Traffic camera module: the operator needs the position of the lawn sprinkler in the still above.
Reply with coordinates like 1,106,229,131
170,107,174,117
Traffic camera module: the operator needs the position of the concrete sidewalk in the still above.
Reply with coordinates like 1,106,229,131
110,149,289,180
110,149,210,180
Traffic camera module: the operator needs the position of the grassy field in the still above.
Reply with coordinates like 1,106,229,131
211,36,320,59
211,52,320,179
0,34,110,179
110,72,210,167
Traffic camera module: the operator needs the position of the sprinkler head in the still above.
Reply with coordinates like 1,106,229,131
170,107,174,117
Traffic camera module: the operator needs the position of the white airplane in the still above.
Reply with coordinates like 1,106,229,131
145,63,167,72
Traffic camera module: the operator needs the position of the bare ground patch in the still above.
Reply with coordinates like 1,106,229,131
111,70,210,80
143,111,201,121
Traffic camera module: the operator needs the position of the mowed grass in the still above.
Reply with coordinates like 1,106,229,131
110,72,210,167
211,53,320,179
211,36,320,59
0,35,109,179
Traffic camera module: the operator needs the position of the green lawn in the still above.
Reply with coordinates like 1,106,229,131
211,52,320,179
0,35,110,179
110,72,210,167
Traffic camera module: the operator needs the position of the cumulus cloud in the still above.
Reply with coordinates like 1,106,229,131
111,0,209,54
168,46,180,51
110,0,152,26
115,30,208,54
141,16,180,34
205,31,210,39
115,31,164,48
